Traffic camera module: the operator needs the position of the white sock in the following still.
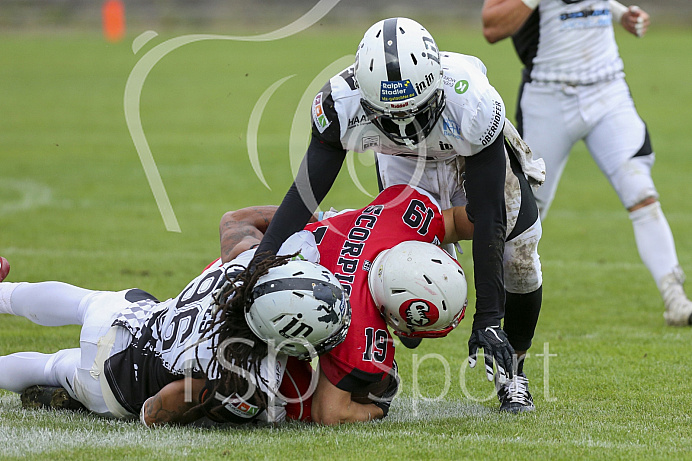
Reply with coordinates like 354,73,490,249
629,202,680,288
3,281,94,326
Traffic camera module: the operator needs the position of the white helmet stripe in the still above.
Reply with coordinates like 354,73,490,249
382,18,401,81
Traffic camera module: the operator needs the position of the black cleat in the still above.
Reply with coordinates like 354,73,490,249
20,385,86,411
496,373,535,413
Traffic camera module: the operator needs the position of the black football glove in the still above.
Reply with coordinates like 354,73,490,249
468,326,515,381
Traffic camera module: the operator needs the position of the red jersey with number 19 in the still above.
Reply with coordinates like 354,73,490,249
304,184,446,391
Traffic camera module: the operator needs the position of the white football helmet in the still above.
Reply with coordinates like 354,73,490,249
354,17,445,146
246,260,351,360
368,241,467,338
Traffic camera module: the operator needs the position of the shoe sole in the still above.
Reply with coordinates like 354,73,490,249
21,385,86,411
500,403,536,413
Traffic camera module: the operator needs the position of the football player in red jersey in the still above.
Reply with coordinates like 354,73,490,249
219,184,539,423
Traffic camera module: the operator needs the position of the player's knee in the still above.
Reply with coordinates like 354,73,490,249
504,223,543,294
310,402,342,426
627,196,657,213
611,157,658,210
504,257,542,294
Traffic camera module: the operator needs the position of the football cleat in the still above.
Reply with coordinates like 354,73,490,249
660,269,692,326
20,385,86,411
496,373,535,413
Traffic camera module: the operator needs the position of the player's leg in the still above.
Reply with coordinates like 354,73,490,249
0,349,79,394
518,82,582,219
0,281,95,326
497,150,543,413
585,80,692,326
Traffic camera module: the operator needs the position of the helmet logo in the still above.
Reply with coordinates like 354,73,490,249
313,282,343,325
400,299,440,329
414,73,435,96
380,80,417,102
278,315,314,339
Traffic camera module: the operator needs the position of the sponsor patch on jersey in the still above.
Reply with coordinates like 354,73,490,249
380,79,417,102
400,299,440,329
454,80,469,94
312,92,331,133
560,7,610,29
217,392,260,419
348,114,369,128
362,135,380,150
442,118,462,140
480,100,503,146
442,75,456,87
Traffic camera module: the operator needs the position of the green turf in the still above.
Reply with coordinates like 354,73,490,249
1,21,692,460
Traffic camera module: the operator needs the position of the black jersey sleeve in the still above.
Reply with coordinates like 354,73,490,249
463,134,507,330
254,78,348,257
255,130,347,257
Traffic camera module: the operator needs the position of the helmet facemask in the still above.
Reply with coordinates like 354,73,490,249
361,88,446,147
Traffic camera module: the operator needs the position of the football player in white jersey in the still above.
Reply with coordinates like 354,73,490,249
482,0,692,326
0,251,351,426
253,18,546,412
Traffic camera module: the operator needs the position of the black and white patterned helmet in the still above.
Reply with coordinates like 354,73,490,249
246,260,351,360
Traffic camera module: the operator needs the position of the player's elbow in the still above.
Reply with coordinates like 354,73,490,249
219,210,236,233
482,26,506,44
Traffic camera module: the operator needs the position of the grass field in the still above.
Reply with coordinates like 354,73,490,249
1,18,692,460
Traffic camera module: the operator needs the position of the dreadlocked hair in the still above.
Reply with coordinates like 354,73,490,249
194,252,295,414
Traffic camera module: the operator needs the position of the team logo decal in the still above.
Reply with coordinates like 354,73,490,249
454,80,469,94
380,79,417,102
312,92,331,133
400,299,440,328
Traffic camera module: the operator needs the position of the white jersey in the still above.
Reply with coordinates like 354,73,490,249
312,52,506,160
105,254,287,419
515,0,624,85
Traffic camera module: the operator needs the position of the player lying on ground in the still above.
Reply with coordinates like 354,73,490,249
217,184,537,423
0,252,351,426
0,185,472,425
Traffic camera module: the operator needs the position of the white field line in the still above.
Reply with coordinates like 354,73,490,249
0,179,52,216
